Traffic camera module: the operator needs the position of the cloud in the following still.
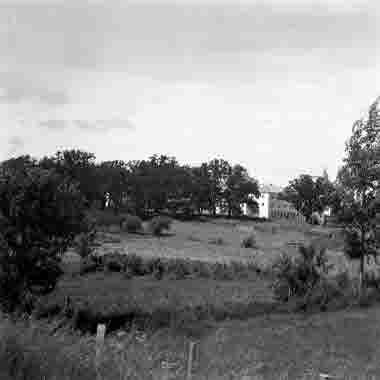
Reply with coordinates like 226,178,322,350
75,119,135,131
1,2,377,77
7,136,25,157
0,84,68,106
39,119,67,130
39,118,135,132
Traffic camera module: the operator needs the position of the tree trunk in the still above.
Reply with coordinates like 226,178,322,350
359,226,366,298
359,253,365,298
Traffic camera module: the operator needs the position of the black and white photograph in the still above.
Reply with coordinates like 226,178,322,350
0,1,379,379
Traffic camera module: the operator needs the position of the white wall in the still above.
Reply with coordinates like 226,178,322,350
256,193,270,218
242,192,270,219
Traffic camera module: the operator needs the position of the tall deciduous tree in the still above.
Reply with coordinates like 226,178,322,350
40,149,99,207
98,160,129,213
207,158,231,215
190,163,213,214
224,164,260,217
280,174,335,222
126,155,192,216
337,97,380,293
0,162,88,311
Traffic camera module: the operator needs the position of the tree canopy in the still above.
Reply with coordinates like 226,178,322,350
336,97,380,292
279,174,335,222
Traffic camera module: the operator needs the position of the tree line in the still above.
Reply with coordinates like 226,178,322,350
2,153,261,219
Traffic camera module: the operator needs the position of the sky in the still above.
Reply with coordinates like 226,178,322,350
0,0,379,186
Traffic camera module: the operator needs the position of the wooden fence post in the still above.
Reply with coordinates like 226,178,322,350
95,324,106,380
186,340,196,380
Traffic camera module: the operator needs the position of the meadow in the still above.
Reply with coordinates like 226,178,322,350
3,306,380,380
3,216,378,380
88,218,344,269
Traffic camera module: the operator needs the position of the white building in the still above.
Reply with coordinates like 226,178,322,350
242,183,282,219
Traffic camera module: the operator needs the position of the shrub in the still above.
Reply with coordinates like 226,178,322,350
120,214,143,233
0,164,89,312
241,233,258,249
149,216,172,236
301,277,347,312
310,212,322,225
272,243,331,303
74,229,97,258
344,227,363,259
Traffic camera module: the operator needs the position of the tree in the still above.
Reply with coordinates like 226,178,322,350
126,155,192,216
0,161,89,311
224,164,260,217
207,158,231,215
337,97,380,294
98,160,129,213
40,149,99,207
190,163,213,214
280,174,335,222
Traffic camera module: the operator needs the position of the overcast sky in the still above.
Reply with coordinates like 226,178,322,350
0,0,379,185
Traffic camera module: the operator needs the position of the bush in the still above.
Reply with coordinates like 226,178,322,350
120,214,143,233
0,164,89,312
149,216,172,236
272,243,331,304
74,229,97,258
344,227,363,259
241,233,258,249
310,212,322,225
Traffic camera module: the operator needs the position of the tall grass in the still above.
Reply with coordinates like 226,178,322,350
0,317,174,380
0,318,97,380
35,272,275,335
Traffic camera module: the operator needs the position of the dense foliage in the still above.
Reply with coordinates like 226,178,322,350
337,97,380,293
0,159,89,311
270,243,352,311
37,150,261,218
279,172,335,222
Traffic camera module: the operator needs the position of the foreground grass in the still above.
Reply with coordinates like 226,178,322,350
3,307,380,380
36,272,275,335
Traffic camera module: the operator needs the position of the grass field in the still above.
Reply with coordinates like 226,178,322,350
53,218,355,332
88,218,345,271
5,217,377,380
3,306,380,379
37,271,277,335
